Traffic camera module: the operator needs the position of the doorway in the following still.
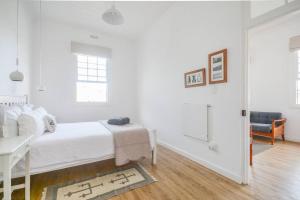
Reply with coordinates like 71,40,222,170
244,9,300,198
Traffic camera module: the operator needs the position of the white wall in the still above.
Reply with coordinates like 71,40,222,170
0,0,33,96
31,20,138,123
137,2,244,182
249,12,300,142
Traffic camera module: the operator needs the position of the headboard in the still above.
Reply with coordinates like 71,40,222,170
0,95,28,106
0,95,28,137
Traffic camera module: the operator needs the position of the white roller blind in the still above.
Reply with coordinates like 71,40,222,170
290,35,300,52
71,41,112,58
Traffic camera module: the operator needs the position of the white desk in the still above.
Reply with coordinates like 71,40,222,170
0,135,33,200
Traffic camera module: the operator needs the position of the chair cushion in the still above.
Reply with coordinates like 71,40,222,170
250,111,282,124
251,123,272,133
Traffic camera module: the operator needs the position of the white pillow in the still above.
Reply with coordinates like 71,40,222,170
34,107,48,117
20,104,35,112
1,106,23,138
18,109,47,137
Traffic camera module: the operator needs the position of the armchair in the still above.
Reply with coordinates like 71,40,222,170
250,111,286,145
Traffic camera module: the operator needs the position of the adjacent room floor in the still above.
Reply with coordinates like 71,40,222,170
249,140,300,200
5,142,300,200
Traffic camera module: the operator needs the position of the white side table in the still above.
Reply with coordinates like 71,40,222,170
0,135,33,200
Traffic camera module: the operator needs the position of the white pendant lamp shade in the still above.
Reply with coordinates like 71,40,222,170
10,69,24,82
10,0,24,82
102,5,124,25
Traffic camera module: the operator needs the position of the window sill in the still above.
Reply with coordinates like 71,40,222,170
73,101,110,107
289,104,300,109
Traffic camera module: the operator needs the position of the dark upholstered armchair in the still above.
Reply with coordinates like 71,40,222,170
250,111,286,145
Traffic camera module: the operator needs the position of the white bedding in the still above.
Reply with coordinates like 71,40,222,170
13,122,154,177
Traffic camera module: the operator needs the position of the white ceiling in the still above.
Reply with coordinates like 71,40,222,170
27,1,172,40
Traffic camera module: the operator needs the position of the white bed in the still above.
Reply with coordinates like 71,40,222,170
0,96,157,179
13,121,156,177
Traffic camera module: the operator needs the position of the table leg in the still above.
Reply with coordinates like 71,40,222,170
152,130,157,165
3,156,11,200
25,151,30,200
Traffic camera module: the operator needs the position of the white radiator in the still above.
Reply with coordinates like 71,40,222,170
182,103,209,141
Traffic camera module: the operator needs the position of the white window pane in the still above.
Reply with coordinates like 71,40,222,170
297,51,300,104
297,80,300,90
88,69,97,76
98,70,106,77
78,62,87,68
76,54,108,103
78,68,87,76
89,63,97,69
98,65,106,70
77,82,107,102
78,75,87,81
88,56,97,64
98,77,107,82
88,76,97,81
297,80,300,104
98,58,107,65
78,55,87,63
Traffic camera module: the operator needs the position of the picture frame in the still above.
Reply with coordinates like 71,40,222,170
184,68,206,88
208,48,227,84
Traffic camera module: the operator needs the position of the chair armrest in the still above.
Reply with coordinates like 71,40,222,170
272,118,286,126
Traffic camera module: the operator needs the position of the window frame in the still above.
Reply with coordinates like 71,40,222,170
74,54,111,105
289,50,300,109
296,51,300,106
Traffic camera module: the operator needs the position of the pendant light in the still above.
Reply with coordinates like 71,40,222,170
102,3,124,25
10,0,24,82
37,0,46,92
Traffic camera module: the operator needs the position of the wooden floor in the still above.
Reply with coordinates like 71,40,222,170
4,141,300,200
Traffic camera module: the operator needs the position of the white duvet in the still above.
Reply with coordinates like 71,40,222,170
13,122,154,177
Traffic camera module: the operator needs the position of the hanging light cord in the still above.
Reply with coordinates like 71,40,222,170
16,0,19,69
39,0,42,86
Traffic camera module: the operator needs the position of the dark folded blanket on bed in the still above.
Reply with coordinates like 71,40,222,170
108,117,130,125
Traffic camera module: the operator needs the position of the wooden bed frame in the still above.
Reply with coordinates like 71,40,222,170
0,95,157,194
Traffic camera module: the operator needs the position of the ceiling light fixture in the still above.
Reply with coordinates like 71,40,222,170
10,0,24,82
102,3,124,25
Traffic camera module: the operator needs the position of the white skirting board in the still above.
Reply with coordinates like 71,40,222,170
285,136,300,143
158,140,242,184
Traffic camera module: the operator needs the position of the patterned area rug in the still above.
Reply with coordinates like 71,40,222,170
41,164,157,200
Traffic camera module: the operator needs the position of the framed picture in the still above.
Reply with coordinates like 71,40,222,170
184,68,206,88
208,48,227,84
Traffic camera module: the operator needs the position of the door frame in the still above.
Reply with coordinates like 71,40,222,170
241,29,250,185
241,1,250,184
241,1,300,184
